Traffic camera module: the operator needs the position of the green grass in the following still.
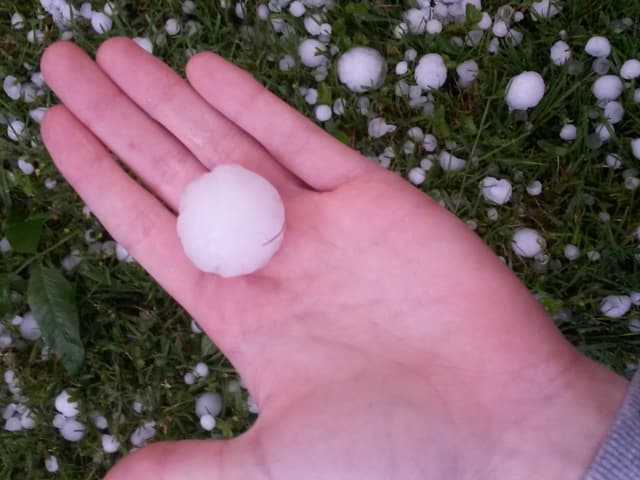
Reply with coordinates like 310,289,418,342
1,0,640,478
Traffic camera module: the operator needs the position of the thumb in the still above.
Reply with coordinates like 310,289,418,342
105,438,264,480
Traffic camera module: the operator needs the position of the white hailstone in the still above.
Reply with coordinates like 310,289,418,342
559,124,577,141
3,75,21,100
278,55,295,71
426,19,442,34
477,12,492,30
512,228,546,258
130,421,156,447
586,250,601,262
356,96,370,115
29,107,48,124
19,312,40,340
415,54,447,91
8,120,25,142
531,0,560,18
53,414,66,429
102,434,120,453
595,122,612,142
407,127,424,142
11,12,25,29
318,22,332,38
31,71,45,88
481,177,513,204
550,41,571,66
133,37,153,54
60,419,86,442
183,0,196,14
492,20,508,37
200,414,216,431
337,47,386,93
4,417,21,432
563,244,580,260
420,157,434,170
0,237,12,254
115,243,134,262
21,410,35,429
404,48,418,62
304,88,318,105
403,8,429,34
630,292,640,306
288,1,305,16
190,319,203,334
332,98,346,116
368,118,396,138
514,11,525,22
438,151,466,171
132,401,145,413
165,18,181,36
304,14,323,36
456,60,479,88
55,390,79,417
488,37,500,54
598,211,611,222
394,22,408,39
402,140,416,155
467,30,484,47
298,39,327,68
104,1,115,16
600,295,632,318
194,362,209,378
621,59,640,79
592,75,622,100
395,61,408,76
45,456,59,473
235,2,245,19
178,165,284,277
592,58,610,75
91,12,112,33
606,153,622,169
604,101,624,124
247,395,259,414
21,84,38,103
585,36,611,58
408,167,426,186
624,177,639,190
314,105,332,122
90,412,108,430
257,4,269,20
79,2,93,19
3,403,17,419
422,134,438,152
195,393,222,418
486,207,499,221
27,29,44,44
506,72,545,110
17,158,34,175
62,250,83,271
632,138,640,159
184,372,195,385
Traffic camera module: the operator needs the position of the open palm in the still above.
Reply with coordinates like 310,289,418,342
41,39,625,480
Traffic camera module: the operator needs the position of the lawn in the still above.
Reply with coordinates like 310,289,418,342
1,0,639,478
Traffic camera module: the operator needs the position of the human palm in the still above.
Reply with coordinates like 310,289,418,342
40,38,626,480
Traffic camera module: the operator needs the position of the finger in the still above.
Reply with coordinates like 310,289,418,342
105,439,263,480
95,37,302,196
40,105,219,319
40,41,205,212
186,52,377,192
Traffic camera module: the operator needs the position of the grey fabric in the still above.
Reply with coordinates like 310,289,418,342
586,370,640,479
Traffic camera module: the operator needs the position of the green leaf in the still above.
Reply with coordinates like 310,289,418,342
27,265,85,376
465,4,483,24
537,140,568,157
345,2,368,17
0,274,9,318
5,211,45,254
329,128,351,146
317,83,332,105
200,335,218,357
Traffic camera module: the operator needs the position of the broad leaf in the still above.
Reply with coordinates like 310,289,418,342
27,265,85,375
0,274,9,318
5,210,45,254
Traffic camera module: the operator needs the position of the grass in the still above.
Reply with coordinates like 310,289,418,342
1,0,640,478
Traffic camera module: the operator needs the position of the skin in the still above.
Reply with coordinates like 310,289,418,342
40,38,628,480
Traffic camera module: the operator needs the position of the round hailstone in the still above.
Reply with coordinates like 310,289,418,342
45,456,59,473
4,417,21,432
559,124,577,141
184,372,195,385
512,228,546,258
595,122,612,142
257,4,269,20
11,12,25,29
423,134,438,152
90,412,108,430
55,390,79,417
314,105,332,122
289,1,305,17
426,19,442,34
477,12,492,30
524,180,540,196
630,292,640,306
408,167,426,186
600,295,632,318
606,153,622,169
585,36,611,58
550,41,571,65
621,59,640,80
7,120,25,142
165,18,181,35
19,312,40,340
60,419,86,442
194,362,209,378
195,393,222,418
404,8,429,34
337,47,386,93
298,39,327,68
531,0,560,18
586,250,601,262
368,118,396,138
592,58,610,75
102,434,120,453
456,60,479,88
564,244,580,260
492,20,508,37
200,414,216,431
631,139,640,159
177,165,285,277
480,177,512,204
3,75,21,100
592,75,622,100
90,12,112,33
438,151,466,172
395,61,408,75
415,54,447,91
130,421,156,447
604,101,624,124
506,72,545,110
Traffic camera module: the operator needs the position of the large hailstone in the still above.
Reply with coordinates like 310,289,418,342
415,54,447,90
177,165,285,278
480,177,512,204
337,47,386,93
298,39,327,68
512,228,546,258
600,295,631,318
592,75,623,100
506,72,545,110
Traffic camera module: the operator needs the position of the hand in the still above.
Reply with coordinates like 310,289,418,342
41,38,627,480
